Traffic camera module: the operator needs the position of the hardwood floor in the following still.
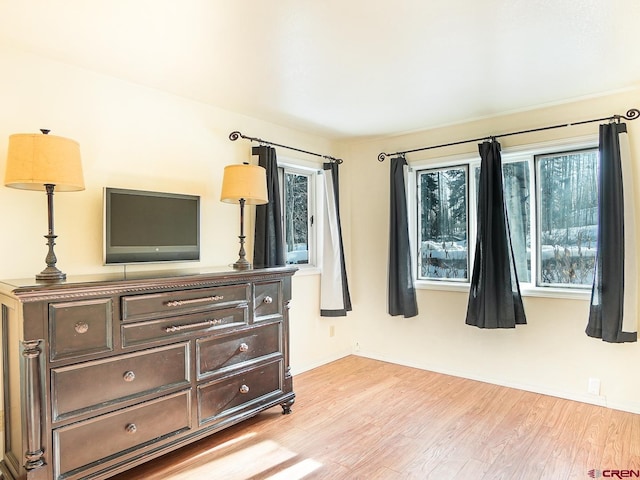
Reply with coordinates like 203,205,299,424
111,355,640,480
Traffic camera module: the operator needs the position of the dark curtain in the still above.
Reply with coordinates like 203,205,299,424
586,122,637,343
253,145,285,267
466,139,526,328
320,162,352,316
388,156,418,318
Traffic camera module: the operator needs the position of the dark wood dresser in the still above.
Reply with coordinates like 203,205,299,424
0,266,296,480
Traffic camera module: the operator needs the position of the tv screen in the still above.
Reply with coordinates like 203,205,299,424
104,187,200,264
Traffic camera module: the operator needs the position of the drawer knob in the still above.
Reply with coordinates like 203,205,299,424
239,384,250,394
74,322,89,334
123,371,136,382
125,423,137,434
239,343,249,353
263,296,273,304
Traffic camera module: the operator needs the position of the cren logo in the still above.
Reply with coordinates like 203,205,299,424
589,470,640,478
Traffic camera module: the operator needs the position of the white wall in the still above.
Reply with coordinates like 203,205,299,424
340,88,640,413
0,44,353,375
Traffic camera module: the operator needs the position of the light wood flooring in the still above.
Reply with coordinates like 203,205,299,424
112,355,640,480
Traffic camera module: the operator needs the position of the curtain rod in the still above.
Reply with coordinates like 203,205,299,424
377,108,640,162
229,131,343,164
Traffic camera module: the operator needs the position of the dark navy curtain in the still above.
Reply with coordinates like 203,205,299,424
466,139,526,328
253,145,285,267
388,156,418,318
320,162,352,316
586,122,637,343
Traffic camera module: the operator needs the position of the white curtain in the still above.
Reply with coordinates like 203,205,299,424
320,162,351,316
620,128,638,336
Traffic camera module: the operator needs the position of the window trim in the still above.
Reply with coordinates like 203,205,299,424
415,163,470,283
277,157,324,272
409,134,598,299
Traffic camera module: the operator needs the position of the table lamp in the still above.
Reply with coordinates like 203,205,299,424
220,163,268,270
4,129,85,281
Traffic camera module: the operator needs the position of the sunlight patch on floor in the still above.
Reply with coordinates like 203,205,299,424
155,434,322,480
264,458,323,480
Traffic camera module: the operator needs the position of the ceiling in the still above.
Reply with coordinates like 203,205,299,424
1,0,639,139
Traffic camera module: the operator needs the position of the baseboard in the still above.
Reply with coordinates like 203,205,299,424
291,350,352,376
354,350,640,415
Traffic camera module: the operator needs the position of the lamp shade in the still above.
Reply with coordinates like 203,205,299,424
220,164,268,205
4,133,85,191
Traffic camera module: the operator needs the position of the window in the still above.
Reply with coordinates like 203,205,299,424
279,163,320,267
417,165,469,281
413,139,598,292
536,149,598,287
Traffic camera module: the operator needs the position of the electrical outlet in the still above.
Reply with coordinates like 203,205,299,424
329,325,335,337
355,341,360,352
588,377,601,395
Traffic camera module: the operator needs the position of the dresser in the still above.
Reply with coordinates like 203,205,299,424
0,266,296,480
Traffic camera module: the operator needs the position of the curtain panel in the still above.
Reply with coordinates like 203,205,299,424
320,162,352,316
253,145,285,268
466,139,526,328
586,122,637,343
388,156,418,318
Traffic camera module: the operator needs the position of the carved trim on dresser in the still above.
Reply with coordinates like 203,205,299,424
22,340,45,471
9,270,296,303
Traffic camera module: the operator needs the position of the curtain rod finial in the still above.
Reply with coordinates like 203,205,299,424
623,108,639,121
229,131,242,141
378,153,387,162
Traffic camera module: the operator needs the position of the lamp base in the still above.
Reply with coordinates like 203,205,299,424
232,258,252,270
232,232,251,270
36,265,66,282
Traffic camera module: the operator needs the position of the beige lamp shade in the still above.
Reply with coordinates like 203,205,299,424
4,133,85,191
220,164,268,205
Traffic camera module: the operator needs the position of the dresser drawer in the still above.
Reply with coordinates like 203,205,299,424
254,281,282,319
121,284,250,322
198,360,282,425
54,390,191,480
197,322,281,379
51,343,189,421
122,305,248,347
49,298,113,361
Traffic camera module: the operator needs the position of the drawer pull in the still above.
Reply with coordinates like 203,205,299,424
263,296,273,304
165,295,224,307
123,371,136,382
165,318,223,333
239,343,249,353
74,322,89,334
239,384,250,394
125,423,137,434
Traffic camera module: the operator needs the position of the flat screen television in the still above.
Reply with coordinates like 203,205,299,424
104,187,200,264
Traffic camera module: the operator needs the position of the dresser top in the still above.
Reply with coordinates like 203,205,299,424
0,265,297,302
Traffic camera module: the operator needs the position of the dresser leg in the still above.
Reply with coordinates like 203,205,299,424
281,398,295,415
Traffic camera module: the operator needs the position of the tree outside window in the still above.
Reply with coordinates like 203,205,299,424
415,144,598,290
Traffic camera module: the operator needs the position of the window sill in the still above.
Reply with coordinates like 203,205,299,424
415,280,591,300
290,265,321,277
519,286,591,300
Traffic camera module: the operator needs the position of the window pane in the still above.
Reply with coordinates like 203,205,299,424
284,172,309,265
537,149,598,287
418,166,468,280
503,161,531,283
473,162,531,283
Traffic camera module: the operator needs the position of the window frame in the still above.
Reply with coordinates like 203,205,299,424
277,157,324,273
409,135,598,299
416,163,470,283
